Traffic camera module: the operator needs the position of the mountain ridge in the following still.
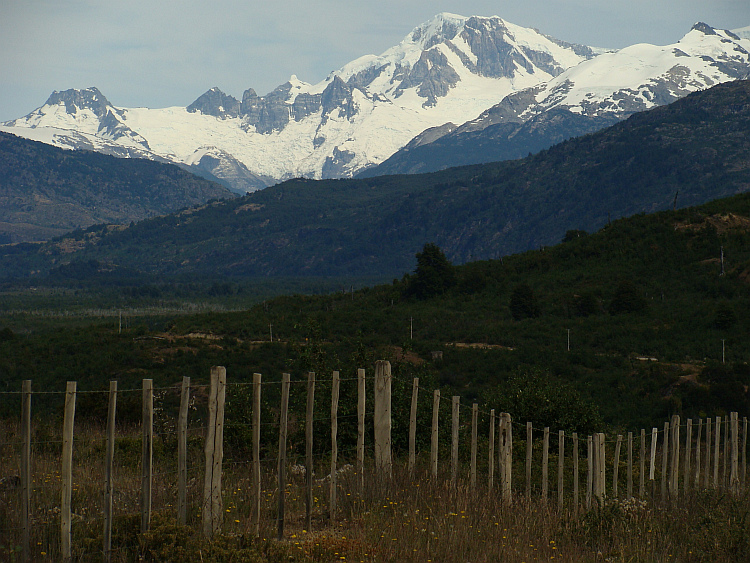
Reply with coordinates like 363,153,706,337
0,13,606,191
0,131,233,244
2,79,749,278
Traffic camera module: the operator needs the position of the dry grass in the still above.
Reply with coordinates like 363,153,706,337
1,421,749,562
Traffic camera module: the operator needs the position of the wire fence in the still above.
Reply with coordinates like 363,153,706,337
0,363,747,561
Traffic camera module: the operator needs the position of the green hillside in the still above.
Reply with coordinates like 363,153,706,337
0,131,233,243
2,191,749,431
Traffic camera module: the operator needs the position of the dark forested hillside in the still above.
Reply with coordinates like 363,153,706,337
0,132,233,243
1,80,750,279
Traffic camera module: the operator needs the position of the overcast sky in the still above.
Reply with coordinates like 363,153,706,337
1,0,748,122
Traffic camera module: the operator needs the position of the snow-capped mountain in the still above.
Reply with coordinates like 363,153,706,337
362,23,750,176
0,14,600,192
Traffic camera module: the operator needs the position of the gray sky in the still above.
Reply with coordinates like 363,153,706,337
1,0,748,122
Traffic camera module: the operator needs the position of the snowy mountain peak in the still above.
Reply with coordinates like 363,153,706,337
3,15,749,193
187,87,240,118
43,87,113,118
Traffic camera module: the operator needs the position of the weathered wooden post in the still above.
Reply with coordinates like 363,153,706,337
724,415,730,488
409,378,419,475
731,412,740,494
61,381,76,561
597,433,606,503
330,371,340,519
488,410,495,490
178,376,190,526
627,431,633,499
21,380,31,563
705,417,712,489
470,404,478,489
542,427,549,503
305,372,316,531
277,372,290,540
661,422,669,499
669,415,680,497
649,428,657,490
374,361,392,477
431,390,440,478
451,396,460,486
103,381,117,562
640,429,646,498
501,413,512,503
573,433,579,516
357,369,365,491
613,434,622,498
695,418,702,489
558,430,565,509
142,379,154,533
586,435,593,510
743,417,748,490
684,419,692,495
526,422,532,499
714,416,721,489
252,373,262,535
202,367,225,537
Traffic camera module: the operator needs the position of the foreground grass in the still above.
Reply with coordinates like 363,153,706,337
1,421,749,562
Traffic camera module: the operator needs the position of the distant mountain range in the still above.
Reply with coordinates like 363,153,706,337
3,79,749,280
3,14,747,193
0,132,231,243
360,23,750,176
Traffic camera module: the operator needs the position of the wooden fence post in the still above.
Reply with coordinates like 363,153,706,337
573,433,579,516
502,413,512,503
409,378,419,474
613,434,622,498
684,419,692,495
723,415,729,488
640,429,645,498
558,430,565,509
177,376,190,526
103,381,117,562
202,367,225,537
705,417,712,489
627,432,633,499
21,380,31,563
661,422,669,499
586,435,592,510
669,415,680,496
374,361,392,477
488,410,495,491
305,372,315,531
357,369,365,491
743,417,748,490
731,412,739,494
330,371,340,519
649,428,657,488
451,396,460,486
142,379,154,534
597,432,607,503
431,390,440,478
252,373,261,535
695,419,702,489
714,416,721,489
277,373,290,540
526,422,532,500
470,404,478,489
61,381,76,561
542,427,549,503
